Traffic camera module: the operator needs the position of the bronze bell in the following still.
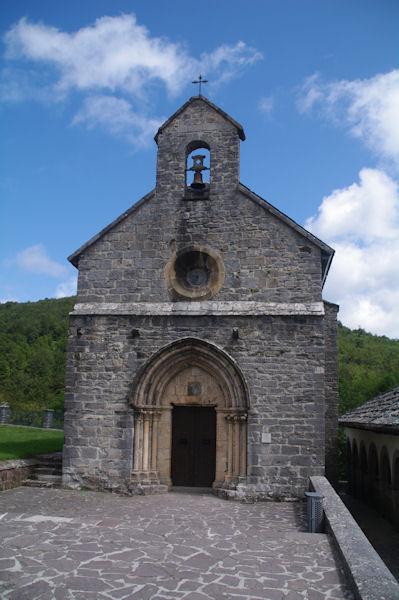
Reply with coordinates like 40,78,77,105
192,170,205,189
190,154,207,189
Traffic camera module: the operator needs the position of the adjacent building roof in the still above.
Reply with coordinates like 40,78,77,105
339,386,399,434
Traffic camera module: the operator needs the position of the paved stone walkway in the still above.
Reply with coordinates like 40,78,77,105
341,493,399,582
0,488,353,600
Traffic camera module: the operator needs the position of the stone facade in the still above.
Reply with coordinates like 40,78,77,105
64,96,339,500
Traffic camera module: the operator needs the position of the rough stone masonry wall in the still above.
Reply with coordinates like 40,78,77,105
155,99,241,198
76,98,323,306
0,458,36,491
76,190,323,306
64,312,326,499
324,301,340,487
65,97,336,499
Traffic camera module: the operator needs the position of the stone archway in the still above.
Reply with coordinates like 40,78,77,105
130,338,249,490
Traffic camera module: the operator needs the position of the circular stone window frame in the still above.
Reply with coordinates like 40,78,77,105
166,245,225,300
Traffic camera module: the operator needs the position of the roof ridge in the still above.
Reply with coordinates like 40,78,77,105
154,95,245,142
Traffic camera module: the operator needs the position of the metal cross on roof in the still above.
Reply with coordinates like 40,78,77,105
192,74,208,96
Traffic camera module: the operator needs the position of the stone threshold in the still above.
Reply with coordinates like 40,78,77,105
171,486,213,494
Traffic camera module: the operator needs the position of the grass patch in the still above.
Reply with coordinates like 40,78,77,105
0,425,64,460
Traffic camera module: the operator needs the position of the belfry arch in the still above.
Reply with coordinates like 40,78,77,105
130,338,249,490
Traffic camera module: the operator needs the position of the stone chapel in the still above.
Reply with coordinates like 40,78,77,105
63,95,339,501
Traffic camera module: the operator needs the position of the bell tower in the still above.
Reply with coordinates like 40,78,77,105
154,95,245,200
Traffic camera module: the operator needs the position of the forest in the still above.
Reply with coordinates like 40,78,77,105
1,297,399,417
0,297,75,411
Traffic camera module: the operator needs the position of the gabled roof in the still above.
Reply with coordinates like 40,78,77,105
68,93,333,273
238,183,334,285
339,386,399,434
68,190,155,267
154,95,245,143
68,183,335,283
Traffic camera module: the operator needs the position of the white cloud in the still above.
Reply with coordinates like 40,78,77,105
2,15,261,98
259,95,274,116
306,169,399,338
298,70,399,169
55,276,77,298
201,41,262,86
3,15,190,97
300,70,399,336
306,168,398,244
2,14,261,144
0,294,19,303
6,244,68,277
73,95,163,146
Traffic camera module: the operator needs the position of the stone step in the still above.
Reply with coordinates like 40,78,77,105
37,452,63,460
22,452,63,488
35,473,62,482
23,477,62,489
34,466,62,476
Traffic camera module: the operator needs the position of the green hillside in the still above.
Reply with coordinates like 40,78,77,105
0,297,75,410
0,297,398,416
338,323,399,415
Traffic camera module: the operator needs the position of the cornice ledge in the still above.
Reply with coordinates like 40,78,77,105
71,301,325,316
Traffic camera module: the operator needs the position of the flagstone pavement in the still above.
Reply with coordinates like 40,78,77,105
0,487,353,600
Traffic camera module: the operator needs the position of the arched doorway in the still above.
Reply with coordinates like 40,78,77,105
171,405,216,487
130,338,249,490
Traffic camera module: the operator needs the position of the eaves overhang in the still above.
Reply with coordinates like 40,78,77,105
68,189,155,268
238,183,335,287
338,422,399,436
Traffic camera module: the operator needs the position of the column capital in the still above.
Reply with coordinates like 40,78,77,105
225,412,247,423
133,406,162,419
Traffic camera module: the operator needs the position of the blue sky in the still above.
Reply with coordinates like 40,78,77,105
1,0,398,337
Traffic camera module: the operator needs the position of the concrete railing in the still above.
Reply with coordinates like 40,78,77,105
310,475,399,600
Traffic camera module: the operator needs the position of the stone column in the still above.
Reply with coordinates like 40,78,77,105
239,414,247,477
133,411,143,471
43,409,54,429
225,412,247,482
132,408,161,484
151,411,161,471
0,403,9,425
142,412,151,472
233,417,240,477
226,415,233,480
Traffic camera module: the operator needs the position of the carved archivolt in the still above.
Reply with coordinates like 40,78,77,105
131,337,249,411
130,338,250,487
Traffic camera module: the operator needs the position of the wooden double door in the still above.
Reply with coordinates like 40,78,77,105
171,406,216,487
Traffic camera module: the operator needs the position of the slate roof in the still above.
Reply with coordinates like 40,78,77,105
339,386,399,434
68,190,155,268
238,184,334,285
